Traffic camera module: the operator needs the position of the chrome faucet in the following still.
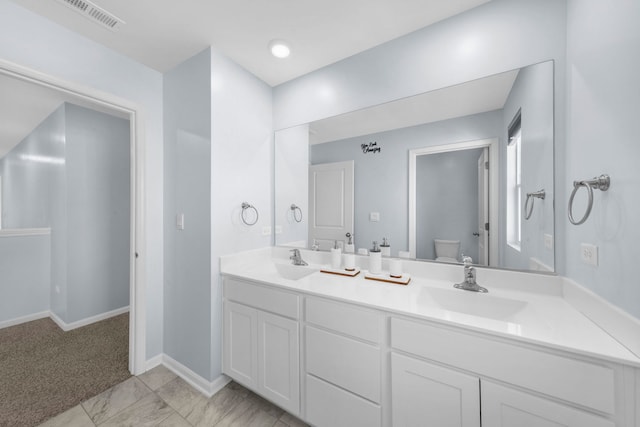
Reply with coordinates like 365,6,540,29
289,249,308,266
454,256,488,293
311,239,319,251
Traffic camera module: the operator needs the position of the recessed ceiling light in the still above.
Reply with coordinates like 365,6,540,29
269,39,291,59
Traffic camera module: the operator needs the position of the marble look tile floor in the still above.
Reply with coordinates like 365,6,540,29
38,365,309,427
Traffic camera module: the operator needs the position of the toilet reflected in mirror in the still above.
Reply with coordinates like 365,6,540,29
434,239,460,263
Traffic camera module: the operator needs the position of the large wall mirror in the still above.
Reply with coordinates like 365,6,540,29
274,60,554,273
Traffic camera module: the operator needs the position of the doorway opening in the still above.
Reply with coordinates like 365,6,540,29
0,60,145,374
409,138,498,265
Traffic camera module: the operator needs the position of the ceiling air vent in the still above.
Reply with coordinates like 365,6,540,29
55,0,125,31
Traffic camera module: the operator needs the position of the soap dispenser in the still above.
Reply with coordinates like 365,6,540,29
344,232,355,254
380,237,391,257
331,240,342,269
369,241,382,275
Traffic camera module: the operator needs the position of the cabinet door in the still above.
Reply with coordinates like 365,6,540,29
223,301,258,388
258,310,300,416
391,353,480,427
481,381,615,427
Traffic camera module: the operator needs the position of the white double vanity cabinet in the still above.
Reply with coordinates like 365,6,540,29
221,249,640,427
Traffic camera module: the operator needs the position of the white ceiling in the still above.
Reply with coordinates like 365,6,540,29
10,0,490,87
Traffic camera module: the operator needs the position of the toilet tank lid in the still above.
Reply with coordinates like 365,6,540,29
434,239,460,244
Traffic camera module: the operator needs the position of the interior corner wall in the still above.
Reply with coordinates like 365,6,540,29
163,48,212,380
0,0,164,358
210,48,273,381
565,0,640,319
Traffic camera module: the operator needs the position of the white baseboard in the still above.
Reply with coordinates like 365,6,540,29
145,354,163,371
161,353,231,398
50,306,130,332
0,310,50,330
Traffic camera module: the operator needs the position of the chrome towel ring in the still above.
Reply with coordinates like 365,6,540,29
290,204,303,223
568,174,610,225
524,189,546,220
241,202,259,226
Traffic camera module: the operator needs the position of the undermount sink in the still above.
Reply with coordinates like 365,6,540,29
274,263,317,280
424,287,528,321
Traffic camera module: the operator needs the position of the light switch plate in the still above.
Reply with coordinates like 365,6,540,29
262,226,272,236
369,212,380,222
581,243,598,266
176,213,184,230
544,234,553,250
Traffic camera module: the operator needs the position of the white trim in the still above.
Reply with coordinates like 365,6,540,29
0,310,50,330
0,228,51,237
563,277,640,359
161,353,232,398
145,354,164,371
408,138,499,263
49,306,129,332
0,59,146,375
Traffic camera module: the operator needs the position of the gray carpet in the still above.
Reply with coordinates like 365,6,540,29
0,313,131,427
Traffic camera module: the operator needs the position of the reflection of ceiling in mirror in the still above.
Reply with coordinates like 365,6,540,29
309,69,519,145
0,73,128,158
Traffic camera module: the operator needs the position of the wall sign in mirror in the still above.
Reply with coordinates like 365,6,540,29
274,60,554,273
361,141,381,154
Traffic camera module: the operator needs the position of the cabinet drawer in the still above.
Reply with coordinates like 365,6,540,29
306,325,381,403
391,317,616,414
305,297,382,343
306,374,381,427
224,278,299,319
481,381,614,427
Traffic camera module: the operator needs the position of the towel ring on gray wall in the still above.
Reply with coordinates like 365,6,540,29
524,189,546,220
568,174,610,225
241,202,259,226
290,204,303,222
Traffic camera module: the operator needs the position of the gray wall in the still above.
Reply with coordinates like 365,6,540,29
311,110,502,256
0,106,68,317
0,103,130,324
65,103,130,322
163,48,212,379
416,148,483,262
564,0,640,318
501,61,555,271
0,233,51,324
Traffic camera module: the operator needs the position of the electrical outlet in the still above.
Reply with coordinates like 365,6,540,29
580,243,598,266
176,213,184,230
262,226,272,236
369,212,380,222
544,234,553,250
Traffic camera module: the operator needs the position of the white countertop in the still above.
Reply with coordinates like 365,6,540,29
221,247,640,367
